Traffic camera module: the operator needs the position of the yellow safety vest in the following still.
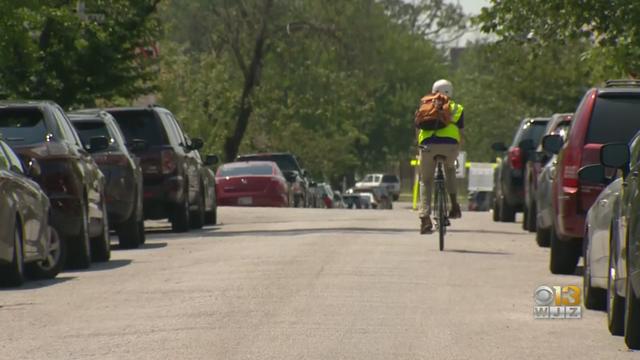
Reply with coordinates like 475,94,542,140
417,100,464,144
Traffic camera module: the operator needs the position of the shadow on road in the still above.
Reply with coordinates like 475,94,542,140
71,259,132,273
0,276,75,292
206,227,417,238
448,229,529,236
111,242,168,251
443,248,511,256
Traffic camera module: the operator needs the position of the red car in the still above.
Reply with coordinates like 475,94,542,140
216,161,289,207
543,80,640,274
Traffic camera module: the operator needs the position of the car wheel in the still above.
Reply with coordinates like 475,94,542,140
67,199,91,269
625,276,640,349
583,232,606,310
171,190,190,233
205,205,217,226
189,191,205,230
522,205,530,231
498,196,515,222
0,221,25,287
536,226,551,247
90,199,111,262
527,201,537,233
492,194,500,222
549,226,580,275
608,237,625,335
27,226,65,280
116,199,143,249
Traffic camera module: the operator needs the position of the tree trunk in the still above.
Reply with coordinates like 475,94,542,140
223,0,273,162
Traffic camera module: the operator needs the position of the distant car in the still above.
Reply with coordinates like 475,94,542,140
491,117,550,222
355,173,401,201
342,194,362,209
215,161,289,207
543,80,640,275
69,110,145,249
0,101,108,269
332,191,346,209
106,106,216,232
316,183,335,208
235,153,310,207
358,193,374,209
0,139,63,285
524,113,572,231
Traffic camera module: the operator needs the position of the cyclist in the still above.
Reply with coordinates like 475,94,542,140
417,79,464,234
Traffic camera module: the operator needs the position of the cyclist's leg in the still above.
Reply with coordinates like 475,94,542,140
439,144,461,218
419,148,436,231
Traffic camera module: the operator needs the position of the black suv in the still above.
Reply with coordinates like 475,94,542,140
105,106,218,232
492,117,550,222
235,152,310,207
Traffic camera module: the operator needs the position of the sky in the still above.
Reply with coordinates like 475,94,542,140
456,0,492,45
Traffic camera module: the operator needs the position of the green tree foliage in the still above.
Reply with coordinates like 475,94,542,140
159,0,461,182
0,0,161,107
477,0,640,76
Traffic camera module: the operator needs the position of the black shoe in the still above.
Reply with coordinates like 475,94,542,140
420,217,433,234
449,203,461,219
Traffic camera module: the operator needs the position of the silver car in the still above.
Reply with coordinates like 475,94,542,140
583,178,622,310
535,155,557,247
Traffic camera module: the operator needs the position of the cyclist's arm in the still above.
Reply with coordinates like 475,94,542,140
457,111,465,148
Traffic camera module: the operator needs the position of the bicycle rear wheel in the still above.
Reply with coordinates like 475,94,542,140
438,186,446,251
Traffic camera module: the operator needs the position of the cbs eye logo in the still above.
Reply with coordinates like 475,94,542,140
534,285,581,306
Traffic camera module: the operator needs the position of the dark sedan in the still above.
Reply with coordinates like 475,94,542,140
0,139,63,286
0,101,109,269
69,111,145,249
216,161,289,207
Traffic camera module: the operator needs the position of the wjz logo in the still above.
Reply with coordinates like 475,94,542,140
533,285,582,319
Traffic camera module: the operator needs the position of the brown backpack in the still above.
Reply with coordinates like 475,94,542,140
414,92,452,130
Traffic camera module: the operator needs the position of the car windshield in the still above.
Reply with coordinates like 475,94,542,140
382,175,399,183
108,110,166,146
236,155,299,172
0,108,49,144
71,121,118,150
514,121,549,146
218,164,274,177
586,96,640,144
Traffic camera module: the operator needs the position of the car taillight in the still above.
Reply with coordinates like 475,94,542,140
561,144,582,188
508,147,522,169
563,165,579,187
161,150,177,175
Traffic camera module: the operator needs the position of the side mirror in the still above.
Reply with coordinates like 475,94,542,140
601,143,630,169
518,139,535,151
128,138,147,152
301,169,308,178
25,158,41,178
204,154,219,166
88,136,109,153
578,164,606,184
542,134,563,154
491,142,508,152
189,138,204,151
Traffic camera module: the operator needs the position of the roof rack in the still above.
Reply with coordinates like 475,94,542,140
605,79,640,88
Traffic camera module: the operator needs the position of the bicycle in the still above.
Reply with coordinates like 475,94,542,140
418,145,450,251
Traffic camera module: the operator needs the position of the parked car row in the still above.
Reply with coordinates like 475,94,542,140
0,101,219,286
491,79,640,349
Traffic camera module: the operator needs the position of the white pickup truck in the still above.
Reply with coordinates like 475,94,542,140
354,173,401,201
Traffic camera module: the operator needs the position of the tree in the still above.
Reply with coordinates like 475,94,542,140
0,0,161,107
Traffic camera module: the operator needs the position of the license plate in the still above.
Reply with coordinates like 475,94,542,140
238,196,253,205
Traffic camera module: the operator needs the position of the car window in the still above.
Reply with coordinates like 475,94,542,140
586,96,640,144
236,155,300,172
72,120,119,151
0,142,23,173
159,112,183,147
382,175,399,183
109,110,167,146
0,143,9,170
513,121,548,146
630,134,640,167
54,108,82,147
218,163,274,176
363,175,373,182
105,118,128,152
373,175,382,182
168,114,189,145
0,108,49,145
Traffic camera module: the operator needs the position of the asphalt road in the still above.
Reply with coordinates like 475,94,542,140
1,205,638,359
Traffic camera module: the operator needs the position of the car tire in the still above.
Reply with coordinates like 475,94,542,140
90,199,111,262
608,236,625,336
535,226,551,247
549,226,580,275
492,194,500,222
116,198,143,249
189,191,205,230
27,226,65,280
522,205,530,231
527,201,537,233
171,190,190,233
583,233,606,310
0,221,25,287
498,196,515,222
67,199,91,269
625,276,640,349
205,206,217,226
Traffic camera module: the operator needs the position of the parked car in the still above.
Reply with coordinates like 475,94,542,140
196,151,219,225
235,153,310,207
358,192,374,209
69,110,145,249
355,173,401,201
0,139,63,285
316,183,335,208
524,113,573,231
343,194,362,209
582,139,640,349
105,106,217,232
216,161,289,207
534,115,574,246
491,117,550,222
0,101,108,269
332,191,346,209
542,80,640,274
